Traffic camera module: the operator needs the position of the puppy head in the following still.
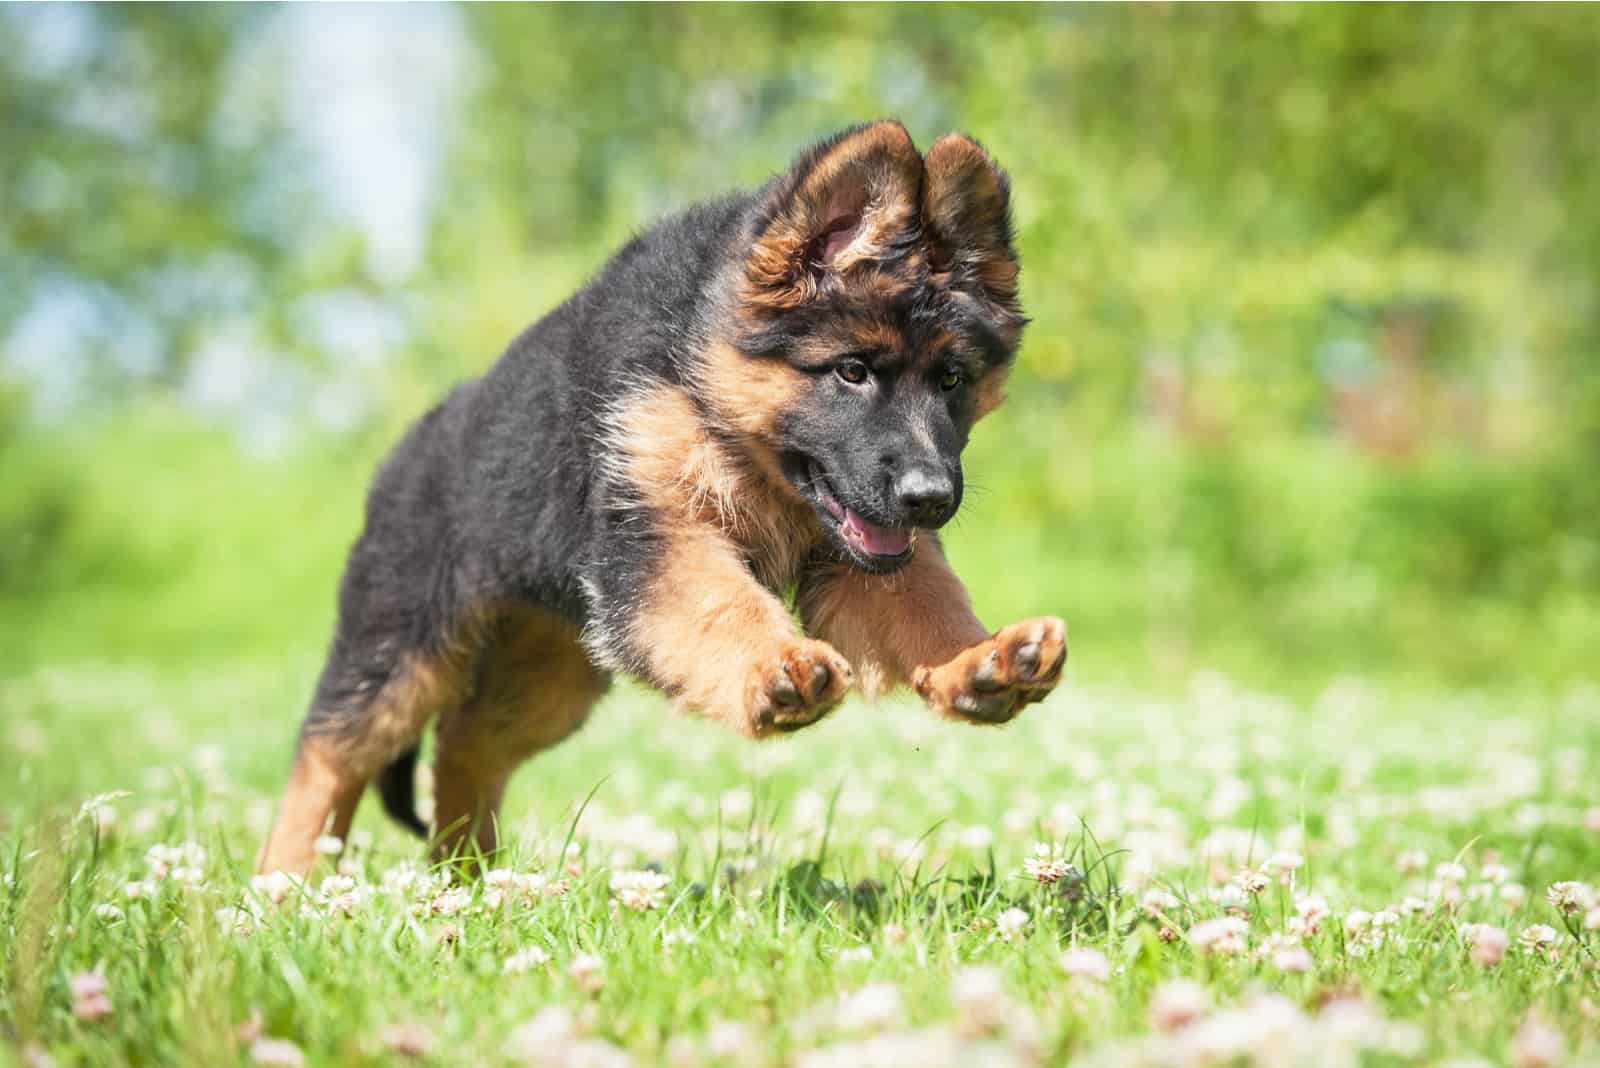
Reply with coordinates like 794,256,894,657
707,121,1026,574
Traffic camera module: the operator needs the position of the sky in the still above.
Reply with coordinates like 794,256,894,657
4,4,471,447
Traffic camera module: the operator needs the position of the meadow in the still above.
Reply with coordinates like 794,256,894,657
3,423,1599,1068
5,646,1599,1067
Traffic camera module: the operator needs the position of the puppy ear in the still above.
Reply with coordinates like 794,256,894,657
744,120,923,310
922,133,1021,316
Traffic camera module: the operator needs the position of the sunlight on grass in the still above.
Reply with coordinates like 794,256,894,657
4,666,1598,1065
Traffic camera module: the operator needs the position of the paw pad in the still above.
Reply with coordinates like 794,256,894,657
915,616,1066,725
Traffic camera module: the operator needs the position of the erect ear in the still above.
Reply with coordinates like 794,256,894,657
743,120,923,310
922,133,1021,316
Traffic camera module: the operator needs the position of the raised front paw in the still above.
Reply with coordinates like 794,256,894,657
745,639,854,737
913,617,1066,724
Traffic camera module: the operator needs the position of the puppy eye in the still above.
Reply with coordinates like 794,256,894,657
940,368,964,391
835,359,870,385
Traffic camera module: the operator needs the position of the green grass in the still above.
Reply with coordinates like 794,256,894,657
2,416,1599,1064
4,653,1599,1066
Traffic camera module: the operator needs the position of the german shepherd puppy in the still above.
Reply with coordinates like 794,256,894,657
259,121,1066,875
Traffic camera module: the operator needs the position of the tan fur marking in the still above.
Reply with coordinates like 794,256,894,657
362,655,470,771
800,547,1067,722
696,340,808,440
914,616,1066,725
258,738,366,875
798,539,991,698
432,607,606,860
974,365,1012,422
744,121,923,311
259,651,470,875
617,377,818,588
634,526,851,735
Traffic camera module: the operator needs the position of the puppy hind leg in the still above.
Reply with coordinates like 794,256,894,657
430,610,608,866
258,652,465,875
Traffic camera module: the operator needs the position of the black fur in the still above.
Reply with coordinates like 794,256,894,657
376,747,427,838
293,122,1025,832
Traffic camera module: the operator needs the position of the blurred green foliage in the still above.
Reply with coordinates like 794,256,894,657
1,5,1596,690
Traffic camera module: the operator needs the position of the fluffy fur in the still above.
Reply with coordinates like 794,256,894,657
259,121,1066,875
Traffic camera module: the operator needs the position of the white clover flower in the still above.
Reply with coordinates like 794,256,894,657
1294,893,1329,922
567,953,606,993
168,866,206,888
1510,1013,1564,1068
609,869,671,912
249,1037,305,1067
70,971,112,1022
1142,887,1181,917
312,834,344,857
429,886,473,916
377,1022,435,1059
719,787,753,821
833,982,903,1034
92,904,124,922
1215,882,1250,910
123,879,160,901
1272,945,1313,973
504,1006,575,1058
145,841,207,881
704,1020,756,1063
251,871,298,906
1060,947,1111,982
503,946,552,974
1434,861,1468,884
1394,849,1428,875
317,875,367,916
1519,924,1560,952
1149,979,1210,1032
1480,862,1512,885
1499,883,1528,908
837,946,873,965
994,907,1030,943
1187,916,1248,955
958,825,995,851
1464,924,1508,966
951,965,1011,1037
1262,851,1304,885
1023,842,1071,884
1236,868,1270,895
381,862,449,900
1546,881,1596,915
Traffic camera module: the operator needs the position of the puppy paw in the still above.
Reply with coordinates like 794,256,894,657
746,639,854,736
913,617,1066,724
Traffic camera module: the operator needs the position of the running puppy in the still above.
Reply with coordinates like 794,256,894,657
260,121,1067,874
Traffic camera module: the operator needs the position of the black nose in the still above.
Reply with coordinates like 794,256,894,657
893,467,956,525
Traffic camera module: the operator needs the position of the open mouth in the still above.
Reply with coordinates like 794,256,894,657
791,455,917,571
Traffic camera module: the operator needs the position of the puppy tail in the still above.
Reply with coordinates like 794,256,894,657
376,747,429,839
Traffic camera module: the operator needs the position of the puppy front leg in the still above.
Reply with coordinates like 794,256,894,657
799,539,1066,723
629,529,854,737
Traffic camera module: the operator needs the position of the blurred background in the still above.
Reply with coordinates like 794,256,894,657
3,4,1597,696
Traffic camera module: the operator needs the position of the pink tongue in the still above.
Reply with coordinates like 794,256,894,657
843,509,912,556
